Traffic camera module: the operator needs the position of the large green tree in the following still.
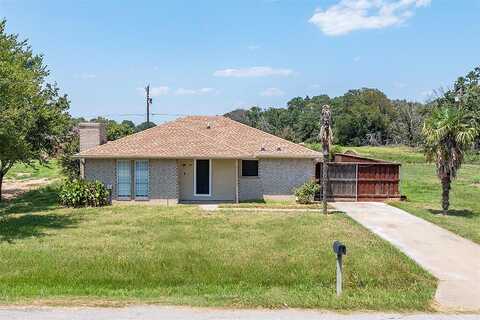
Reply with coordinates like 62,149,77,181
0,20,70,201
224,89,402,146
332,89,395,146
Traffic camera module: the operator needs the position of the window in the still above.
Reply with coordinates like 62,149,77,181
117,160,131,199
194,159,211,196
242,160,258,177
135,160,149,199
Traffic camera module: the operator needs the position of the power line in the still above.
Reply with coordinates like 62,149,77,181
151,112,191,117
75,112,193,120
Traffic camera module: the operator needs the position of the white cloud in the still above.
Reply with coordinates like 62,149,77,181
137,86,170,97
75,73,97,80
260,87,285,97
213,66,293,78
247,44,261,51
175,87,215,95
309,0,431,36
150,86,170,96
136,86,217,97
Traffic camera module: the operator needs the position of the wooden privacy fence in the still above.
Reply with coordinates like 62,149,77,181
315,153,401,202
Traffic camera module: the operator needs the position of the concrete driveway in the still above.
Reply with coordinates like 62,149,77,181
332,202,480,312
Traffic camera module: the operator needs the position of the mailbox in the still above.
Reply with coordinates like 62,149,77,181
332,240,347,296
333,240,346,256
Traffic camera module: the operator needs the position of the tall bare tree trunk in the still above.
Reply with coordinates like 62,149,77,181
441,174,451,215
320,105,332,215
322,149,328,214
0,173,3,203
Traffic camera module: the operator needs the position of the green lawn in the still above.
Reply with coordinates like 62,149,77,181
0,186,435,310
219,199,331,210
339,146,480,244
5,160,61,181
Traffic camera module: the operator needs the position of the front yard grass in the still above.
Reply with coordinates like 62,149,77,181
219,199,331,210
0,186,435,311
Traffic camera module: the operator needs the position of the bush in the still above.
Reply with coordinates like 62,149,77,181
58,179,110,207
294,180,320,204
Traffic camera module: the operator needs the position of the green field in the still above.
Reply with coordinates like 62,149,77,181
0,186,435,310
338,146,480,244
4,160,61,181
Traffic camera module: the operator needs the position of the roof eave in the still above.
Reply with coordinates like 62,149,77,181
74,153,321,160
74,154,254,160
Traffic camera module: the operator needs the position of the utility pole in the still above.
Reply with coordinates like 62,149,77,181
145,84,153,123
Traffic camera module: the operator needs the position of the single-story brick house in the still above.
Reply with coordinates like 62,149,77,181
76,116,322,204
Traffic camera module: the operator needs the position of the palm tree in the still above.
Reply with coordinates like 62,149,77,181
423,105,477,215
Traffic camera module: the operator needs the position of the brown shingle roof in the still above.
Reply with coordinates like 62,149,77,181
77,116,322,159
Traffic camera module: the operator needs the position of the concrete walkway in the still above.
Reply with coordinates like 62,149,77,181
332,202,480,312
0,306,479,320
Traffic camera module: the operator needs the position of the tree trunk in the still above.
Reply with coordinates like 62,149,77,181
441,174,451,215
322,150,328,215
0,174,3,203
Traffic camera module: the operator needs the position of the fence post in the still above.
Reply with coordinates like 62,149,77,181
355,164,358,201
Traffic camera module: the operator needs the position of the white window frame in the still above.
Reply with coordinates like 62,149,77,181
134,160,150,200
193,159,211,197
116,160,132,200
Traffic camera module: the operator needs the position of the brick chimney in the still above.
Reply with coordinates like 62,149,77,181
79,122,107,152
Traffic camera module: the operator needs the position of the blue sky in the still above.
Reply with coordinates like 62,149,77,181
1,0,479,123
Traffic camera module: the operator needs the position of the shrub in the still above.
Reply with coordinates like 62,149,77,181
58,179,110,207
294,180,320,204
329,145,343,160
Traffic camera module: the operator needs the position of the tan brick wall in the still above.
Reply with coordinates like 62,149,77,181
84,158,314,203
238,158,315,201
84,158,179,202
84,159,116,196
238,173,263,201
149,159,178,201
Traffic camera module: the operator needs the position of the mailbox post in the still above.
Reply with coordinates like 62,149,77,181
332,240,347,296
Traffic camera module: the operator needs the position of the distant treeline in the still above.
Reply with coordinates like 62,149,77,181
224,88,430,147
